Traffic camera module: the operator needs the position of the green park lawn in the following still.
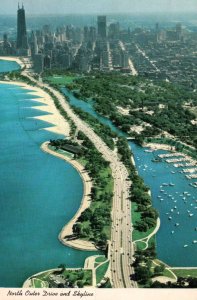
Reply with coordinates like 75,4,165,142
163,269,176,279
172,269,197,278
32,278,48,288
94,255,107,268
132,203,156,241
96,261,109,284
46,75,76,85
135,241,147,250
95,256,107,263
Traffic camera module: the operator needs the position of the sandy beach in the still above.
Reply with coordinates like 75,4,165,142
0,56,25,68
0,80,70,136
0,60,96,251
41,142,97,251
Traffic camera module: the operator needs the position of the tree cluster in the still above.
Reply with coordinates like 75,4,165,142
71,133,113,250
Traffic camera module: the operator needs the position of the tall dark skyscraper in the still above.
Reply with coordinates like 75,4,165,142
17,3,28,53
97,16,107,39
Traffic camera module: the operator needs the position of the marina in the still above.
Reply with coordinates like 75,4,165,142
130,143,197,267
156,153,197,182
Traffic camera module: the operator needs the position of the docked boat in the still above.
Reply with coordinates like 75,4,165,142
151,156,162,162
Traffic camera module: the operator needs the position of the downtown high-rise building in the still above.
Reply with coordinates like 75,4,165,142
17,4,29,55
97,16,107,39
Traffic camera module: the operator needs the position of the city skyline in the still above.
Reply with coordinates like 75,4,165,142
0,0,196,15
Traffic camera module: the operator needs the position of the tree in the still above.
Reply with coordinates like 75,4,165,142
77,270,84,280
151,281,167,288
78,208,92,222
77,280,84,288
188,277,197,288
135,265,152,284
135,135,144,146
58,264,66,273
72,223,82,236
135,220,149,232
67,273,77,287
154,264,165,276
142,207,159,219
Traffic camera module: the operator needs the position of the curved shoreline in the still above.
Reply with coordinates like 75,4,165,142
0,56,24,68
41,142,97,251
0,75,96,251
0,80,70,136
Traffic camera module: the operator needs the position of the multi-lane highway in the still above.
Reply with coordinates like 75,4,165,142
23,70,137,288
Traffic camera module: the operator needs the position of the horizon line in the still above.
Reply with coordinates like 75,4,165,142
0,11,196,16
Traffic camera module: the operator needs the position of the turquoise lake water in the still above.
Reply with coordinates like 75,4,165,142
0,63,98,287
62,87,197,267
0,60,20,72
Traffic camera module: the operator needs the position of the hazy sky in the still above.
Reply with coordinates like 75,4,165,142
0,0,196,15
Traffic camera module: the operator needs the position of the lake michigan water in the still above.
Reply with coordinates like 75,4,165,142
0,61,98,287
62,86,197,267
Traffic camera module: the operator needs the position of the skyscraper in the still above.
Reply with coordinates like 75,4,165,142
97,16,107,39
17,3,28,54
30,31,38,57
